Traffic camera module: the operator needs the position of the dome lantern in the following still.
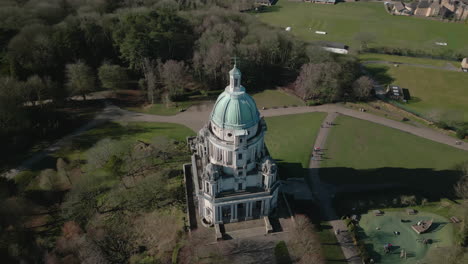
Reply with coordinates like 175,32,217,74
229,64,242,92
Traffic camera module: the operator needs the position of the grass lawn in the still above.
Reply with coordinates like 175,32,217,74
265,112,326,179
251,89,305,108
317,223,347,264
257,1,468,51
359,53,461,68
320,116,468,194
56,121,195,162
365,64,468,121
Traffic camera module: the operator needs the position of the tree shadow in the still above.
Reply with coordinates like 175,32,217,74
364,65,395,85
67,122,165,153
254,4,282,14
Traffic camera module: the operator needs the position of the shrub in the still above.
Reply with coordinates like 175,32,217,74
435,121,449,129
456,127,467,139
274,241,292,264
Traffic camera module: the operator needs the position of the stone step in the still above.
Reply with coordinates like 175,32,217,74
224,226,267,240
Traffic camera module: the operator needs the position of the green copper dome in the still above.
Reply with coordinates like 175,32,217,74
210,64,260,130
210,90,260,130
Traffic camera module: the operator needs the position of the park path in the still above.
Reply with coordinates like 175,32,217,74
307,113,362,264
362,60,460,71
2,101,467,179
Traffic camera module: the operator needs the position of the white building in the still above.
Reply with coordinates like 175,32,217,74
188,64,280,225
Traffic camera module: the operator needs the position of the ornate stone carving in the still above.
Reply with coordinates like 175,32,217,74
261,157,277,175
204,163,220,181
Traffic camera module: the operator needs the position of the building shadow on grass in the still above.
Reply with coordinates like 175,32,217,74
319,167,460,199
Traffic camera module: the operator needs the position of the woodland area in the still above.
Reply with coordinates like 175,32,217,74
0,0,373,166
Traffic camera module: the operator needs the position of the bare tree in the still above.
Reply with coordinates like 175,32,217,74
352,76,374,100
158,60,188,103
141,58,159,104
289,215,324,264
294,62,342,102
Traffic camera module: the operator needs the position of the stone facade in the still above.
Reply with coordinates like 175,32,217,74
188,65,279,225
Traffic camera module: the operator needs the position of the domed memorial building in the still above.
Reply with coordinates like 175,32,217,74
187,64,280,225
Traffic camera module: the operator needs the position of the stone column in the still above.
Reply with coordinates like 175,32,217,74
246,202,253,220
234,204,238,222
260,200,264,216
230,204,234,222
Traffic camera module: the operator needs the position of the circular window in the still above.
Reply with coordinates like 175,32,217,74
227,133,232,137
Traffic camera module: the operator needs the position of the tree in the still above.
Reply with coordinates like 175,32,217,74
294,62,343,102
98,63,128,93
354,32,376,52
25,75,46,106
352,76,374,100
112,8,193,69
57,158,72,186
65,61,96,100
455,161,468,200
158,60,187,102
141,58,159,104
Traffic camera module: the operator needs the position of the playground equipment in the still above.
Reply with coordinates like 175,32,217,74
411,219,433,234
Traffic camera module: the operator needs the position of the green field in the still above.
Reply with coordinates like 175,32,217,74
359,211,454,264
320,116,468,194
359,53,461,68
365,64,468,121
252,89,305,108
257,1,468,51
56,122,195,162
265,112,326,179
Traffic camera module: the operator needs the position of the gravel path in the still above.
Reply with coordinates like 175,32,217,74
3,102,466,179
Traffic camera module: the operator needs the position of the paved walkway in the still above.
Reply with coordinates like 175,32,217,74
2,101,466,179
307,113,362,264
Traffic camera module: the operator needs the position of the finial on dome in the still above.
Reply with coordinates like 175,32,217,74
229,57,241,92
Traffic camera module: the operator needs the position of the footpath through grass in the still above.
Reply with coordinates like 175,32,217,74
258,1,468,51
320,116,468,194
359,53,460,68
265,112,326,179
365,64,468,121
